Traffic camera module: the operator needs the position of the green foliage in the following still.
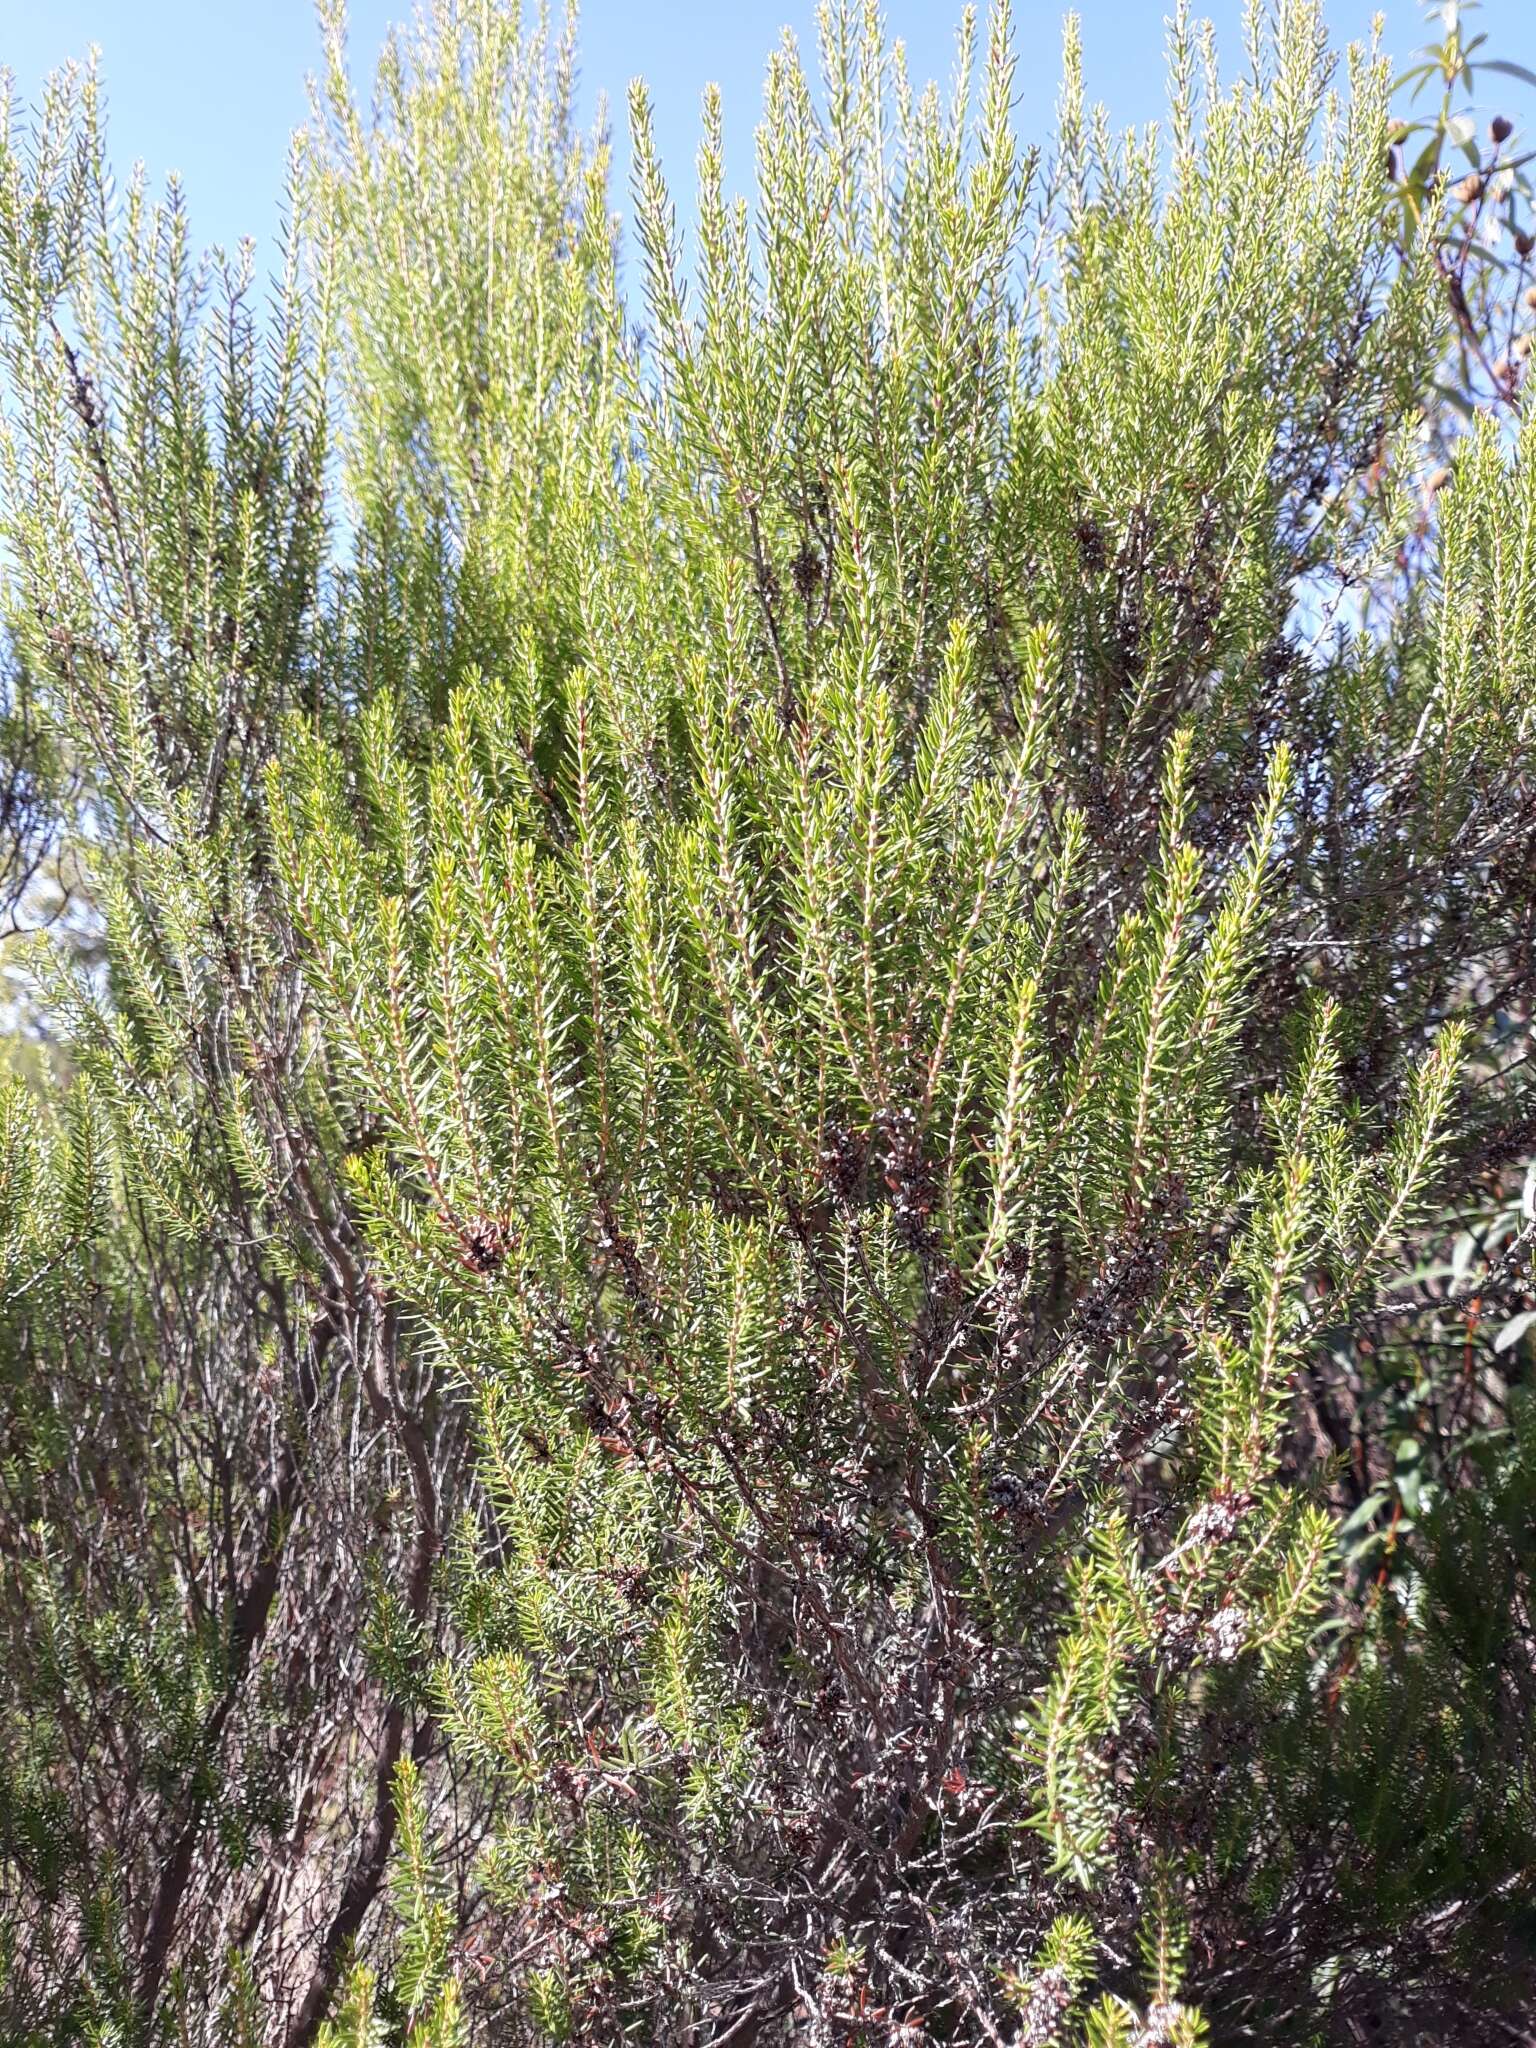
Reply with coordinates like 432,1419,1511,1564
1389,0,1536,426
1,0,1535,2043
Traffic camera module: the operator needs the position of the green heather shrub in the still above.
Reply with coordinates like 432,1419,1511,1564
1,3,1534,2043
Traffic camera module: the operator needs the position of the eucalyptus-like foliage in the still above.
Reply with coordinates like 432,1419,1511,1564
3,1,1536,2044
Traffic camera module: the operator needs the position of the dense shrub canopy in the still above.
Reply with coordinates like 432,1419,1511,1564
0,3,1534,2044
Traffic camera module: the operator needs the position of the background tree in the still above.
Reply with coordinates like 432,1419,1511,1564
1389,0,1536,430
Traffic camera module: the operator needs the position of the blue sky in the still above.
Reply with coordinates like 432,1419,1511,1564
2,1,1530,268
